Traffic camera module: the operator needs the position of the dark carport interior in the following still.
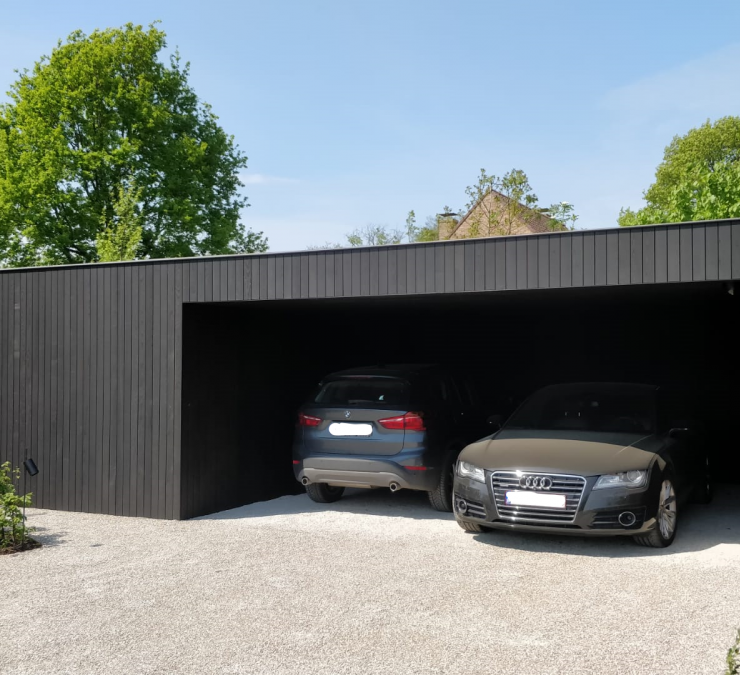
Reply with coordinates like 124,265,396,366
180,281,738,519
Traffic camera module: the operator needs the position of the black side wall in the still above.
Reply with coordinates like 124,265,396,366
0,264,183,519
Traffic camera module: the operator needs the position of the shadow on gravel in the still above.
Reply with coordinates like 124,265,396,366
470,484,740,557
29,525,67,548
198,487,454,522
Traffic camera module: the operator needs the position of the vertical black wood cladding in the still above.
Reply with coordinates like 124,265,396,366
0,262,183,519
1,221,738,519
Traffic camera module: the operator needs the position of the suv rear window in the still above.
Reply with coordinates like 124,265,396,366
314,378,409,407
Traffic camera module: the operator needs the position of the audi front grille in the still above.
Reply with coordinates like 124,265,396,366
491,471,586,525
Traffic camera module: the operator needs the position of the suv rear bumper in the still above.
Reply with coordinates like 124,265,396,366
294,455,439,491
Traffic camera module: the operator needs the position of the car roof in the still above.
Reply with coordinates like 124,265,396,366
323,364,440,380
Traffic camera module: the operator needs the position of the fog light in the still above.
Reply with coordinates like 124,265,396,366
618,511,636,527
456,499,468,514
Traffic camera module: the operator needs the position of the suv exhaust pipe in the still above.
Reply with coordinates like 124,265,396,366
618,511,636,527
301,477,310,486
389,482,401,492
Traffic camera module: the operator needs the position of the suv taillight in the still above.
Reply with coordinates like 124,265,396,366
298,412,321,427
378,412,426,431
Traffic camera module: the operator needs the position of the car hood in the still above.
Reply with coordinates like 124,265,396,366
461,429,660,477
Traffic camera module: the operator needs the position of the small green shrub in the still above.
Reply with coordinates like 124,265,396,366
727,630,740,675
0,461,33,552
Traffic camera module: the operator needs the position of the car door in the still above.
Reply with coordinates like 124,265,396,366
657,388,695,495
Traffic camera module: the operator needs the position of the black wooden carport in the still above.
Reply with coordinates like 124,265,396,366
1,220,739,519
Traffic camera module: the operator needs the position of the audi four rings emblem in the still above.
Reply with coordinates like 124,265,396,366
520,475,553,490
344,410,351,419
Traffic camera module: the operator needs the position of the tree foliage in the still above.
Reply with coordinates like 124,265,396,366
309,168,577,250
96,183,143,262
309,211,434,249
462,168,541,237
619,117,740,227
0,22,266,266
542,201,579,231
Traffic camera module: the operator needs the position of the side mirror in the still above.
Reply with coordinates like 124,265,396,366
487,414,504,431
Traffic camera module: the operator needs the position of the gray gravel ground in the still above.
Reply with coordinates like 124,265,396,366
2,486,740,675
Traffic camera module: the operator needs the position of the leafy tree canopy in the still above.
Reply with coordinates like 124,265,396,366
619,117,740,226
0,22,267,266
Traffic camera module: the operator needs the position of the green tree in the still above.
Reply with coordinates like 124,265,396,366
619,117,740,227
460,168,541,237
346,224,404,246
96,183,143,262
541,201,579,231
414,214,442,242
0,22,266,267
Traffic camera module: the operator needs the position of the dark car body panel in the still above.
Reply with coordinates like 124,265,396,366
454,382,706,538
460,430,663,476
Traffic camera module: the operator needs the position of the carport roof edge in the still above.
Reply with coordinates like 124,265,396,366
1,217,739,275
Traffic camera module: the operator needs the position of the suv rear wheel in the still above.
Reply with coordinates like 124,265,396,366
306,483,345,504
428,452,458,512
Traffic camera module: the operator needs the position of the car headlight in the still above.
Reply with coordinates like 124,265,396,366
593,470,647,490
457,461,485,483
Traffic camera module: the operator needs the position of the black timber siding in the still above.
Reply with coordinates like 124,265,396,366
1,220,740,519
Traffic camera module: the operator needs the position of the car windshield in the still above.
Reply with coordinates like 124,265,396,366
505,384,655,434
314,377,409,407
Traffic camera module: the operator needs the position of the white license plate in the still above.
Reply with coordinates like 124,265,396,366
328,422,373,437
505,491,567,509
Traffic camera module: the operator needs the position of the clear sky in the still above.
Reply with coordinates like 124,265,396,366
2,1,740,252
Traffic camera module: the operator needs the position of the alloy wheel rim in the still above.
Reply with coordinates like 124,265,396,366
658,479,677,540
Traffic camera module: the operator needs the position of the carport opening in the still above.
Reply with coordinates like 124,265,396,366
180,282,739,518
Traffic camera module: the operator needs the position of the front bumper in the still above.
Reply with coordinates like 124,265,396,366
453,472,661,536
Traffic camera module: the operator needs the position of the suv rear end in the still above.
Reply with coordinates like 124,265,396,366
292,364,485,510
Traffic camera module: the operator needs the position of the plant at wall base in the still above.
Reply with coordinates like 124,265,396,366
727,630,740,675
0,461,37,554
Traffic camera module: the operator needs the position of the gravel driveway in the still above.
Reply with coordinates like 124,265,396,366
2,486,740,675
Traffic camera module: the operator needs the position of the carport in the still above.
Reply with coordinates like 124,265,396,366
1,220,739,519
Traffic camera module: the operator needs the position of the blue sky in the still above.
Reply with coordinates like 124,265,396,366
2,1,740,252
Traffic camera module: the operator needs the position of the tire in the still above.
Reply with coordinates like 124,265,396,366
456,518,489,533
633,477,678,548
690,457,713,505
305,483,345,504
428,452,459,512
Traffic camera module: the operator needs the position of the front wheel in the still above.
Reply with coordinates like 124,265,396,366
305,483,345,504
633,478,678,548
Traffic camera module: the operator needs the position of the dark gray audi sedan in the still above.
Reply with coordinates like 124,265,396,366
453,382,711,547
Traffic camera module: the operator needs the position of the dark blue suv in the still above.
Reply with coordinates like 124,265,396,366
292,364,488,511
